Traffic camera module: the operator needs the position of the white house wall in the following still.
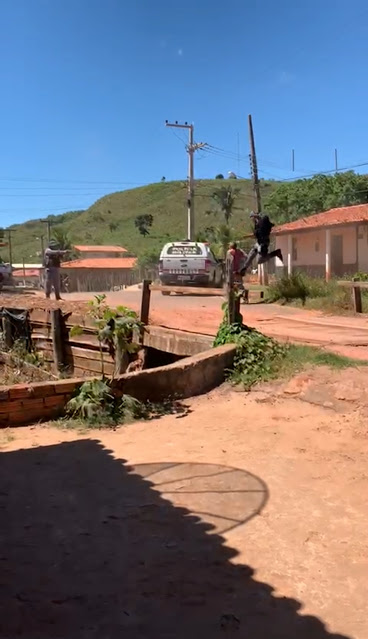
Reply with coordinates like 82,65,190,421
357,224,368,272
340,226,356,265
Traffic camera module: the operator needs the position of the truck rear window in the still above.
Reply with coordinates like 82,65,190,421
166,245,203,256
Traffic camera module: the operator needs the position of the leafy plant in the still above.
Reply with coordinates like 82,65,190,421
214,316,287,389
351,271,368,282
72,295,142,376
66,379,147,427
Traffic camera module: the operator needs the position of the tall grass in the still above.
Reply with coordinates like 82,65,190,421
267,273,358,313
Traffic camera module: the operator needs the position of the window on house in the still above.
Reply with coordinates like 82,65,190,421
292,237,297,261
315,240,320,252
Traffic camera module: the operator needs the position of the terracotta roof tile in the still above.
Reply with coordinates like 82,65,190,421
274,203,368,234
61,258,136,269
74,245,127,252
13,269,41,278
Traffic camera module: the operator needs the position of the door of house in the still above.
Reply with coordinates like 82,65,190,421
331,235,343,276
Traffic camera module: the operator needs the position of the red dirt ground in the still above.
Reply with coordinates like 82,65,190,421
1,368,367,638
3,288,368,360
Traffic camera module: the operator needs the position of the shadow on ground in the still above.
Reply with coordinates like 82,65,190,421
0,440,350,638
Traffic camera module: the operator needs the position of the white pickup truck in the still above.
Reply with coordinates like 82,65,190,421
158,241,223,293
0,263,13,289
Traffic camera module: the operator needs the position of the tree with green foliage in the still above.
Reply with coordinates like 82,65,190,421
210,185,241,224
51,228,79,261
215,173,224,179
137,248,160,271
134,213,154,237
265,171,368,223
109,221,118,233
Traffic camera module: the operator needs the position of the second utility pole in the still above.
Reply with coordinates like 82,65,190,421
165,120,206,240
248,114,262,214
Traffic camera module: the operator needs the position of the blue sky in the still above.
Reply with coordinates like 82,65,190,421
1,0,368,225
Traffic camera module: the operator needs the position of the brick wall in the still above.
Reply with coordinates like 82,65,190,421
0,345,236,427
0,378,83,427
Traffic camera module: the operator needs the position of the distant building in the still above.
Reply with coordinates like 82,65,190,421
61,257,137,292
73,245,128,259
274,203,368,280
12,268,42,287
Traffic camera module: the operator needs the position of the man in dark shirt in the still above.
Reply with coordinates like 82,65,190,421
240,211,283,276
44,240,69,300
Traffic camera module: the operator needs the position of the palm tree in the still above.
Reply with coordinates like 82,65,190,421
51,228,79,261
211,185,241,224
52,227,73,251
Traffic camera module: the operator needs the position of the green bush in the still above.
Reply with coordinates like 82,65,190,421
267,273,356,313
214,319,287,389
351,271,368,282
267,272,309,305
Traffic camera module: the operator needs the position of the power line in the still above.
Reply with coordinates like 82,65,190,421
0,177,147,185
279,161,368,182
0,193,111,197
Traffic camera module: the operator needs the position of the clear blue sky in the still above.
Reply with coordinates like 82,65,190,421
1,0,368,225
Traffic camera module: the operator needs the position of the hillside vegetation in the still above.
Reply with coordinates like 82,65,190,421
4,171,368,264
4,179,275,263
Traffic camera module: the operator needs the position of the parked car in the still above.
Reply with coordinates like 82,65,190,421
0,263,13,290
158,241,223,294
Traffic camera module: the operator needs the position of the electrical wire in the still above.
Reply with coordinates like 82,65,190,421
0,177,147,185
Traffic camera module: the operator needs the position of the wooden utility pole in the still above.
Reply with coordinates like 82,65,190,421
51,309,66,373
334,148,338,172
6,229,15,267
42,219,52,243
248,114,261,214
165,120,206,240
39,234,45,256
292,148,295,172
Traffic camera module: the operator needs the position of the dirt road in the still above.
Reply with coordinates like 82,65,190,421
3,289,368,360
1,366,367,638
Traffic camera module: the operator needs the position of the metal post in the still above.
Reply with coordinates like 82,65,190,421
165,121,206,241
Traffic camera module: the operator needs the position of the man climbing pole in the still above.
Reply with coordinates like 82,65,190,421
240,211,283,276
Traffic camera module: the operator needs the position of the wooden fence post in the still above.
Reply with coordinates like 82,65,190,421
140,279,152,326
352,279,362,313
225,252,235,324
51,309,66,373
3,312,13,349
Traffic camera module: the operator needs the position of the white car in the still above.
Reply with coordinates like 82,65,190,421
159,241,223,293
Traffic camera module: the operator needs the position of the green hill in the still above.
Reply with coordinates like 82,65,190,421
4,178,277,263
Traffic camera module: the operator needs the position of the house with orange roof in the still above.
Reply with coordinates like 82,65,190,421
61,245,137,291
73,245,127,259
273,203,368,281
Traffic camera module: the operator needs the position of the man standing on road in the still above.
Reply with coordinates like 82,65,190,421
228,242,248,302
44,240,69,300
240,211,283,276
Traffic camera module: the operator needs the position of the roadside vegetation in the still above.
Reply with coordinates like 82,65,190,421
266,272,368,314
214,311,366,390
